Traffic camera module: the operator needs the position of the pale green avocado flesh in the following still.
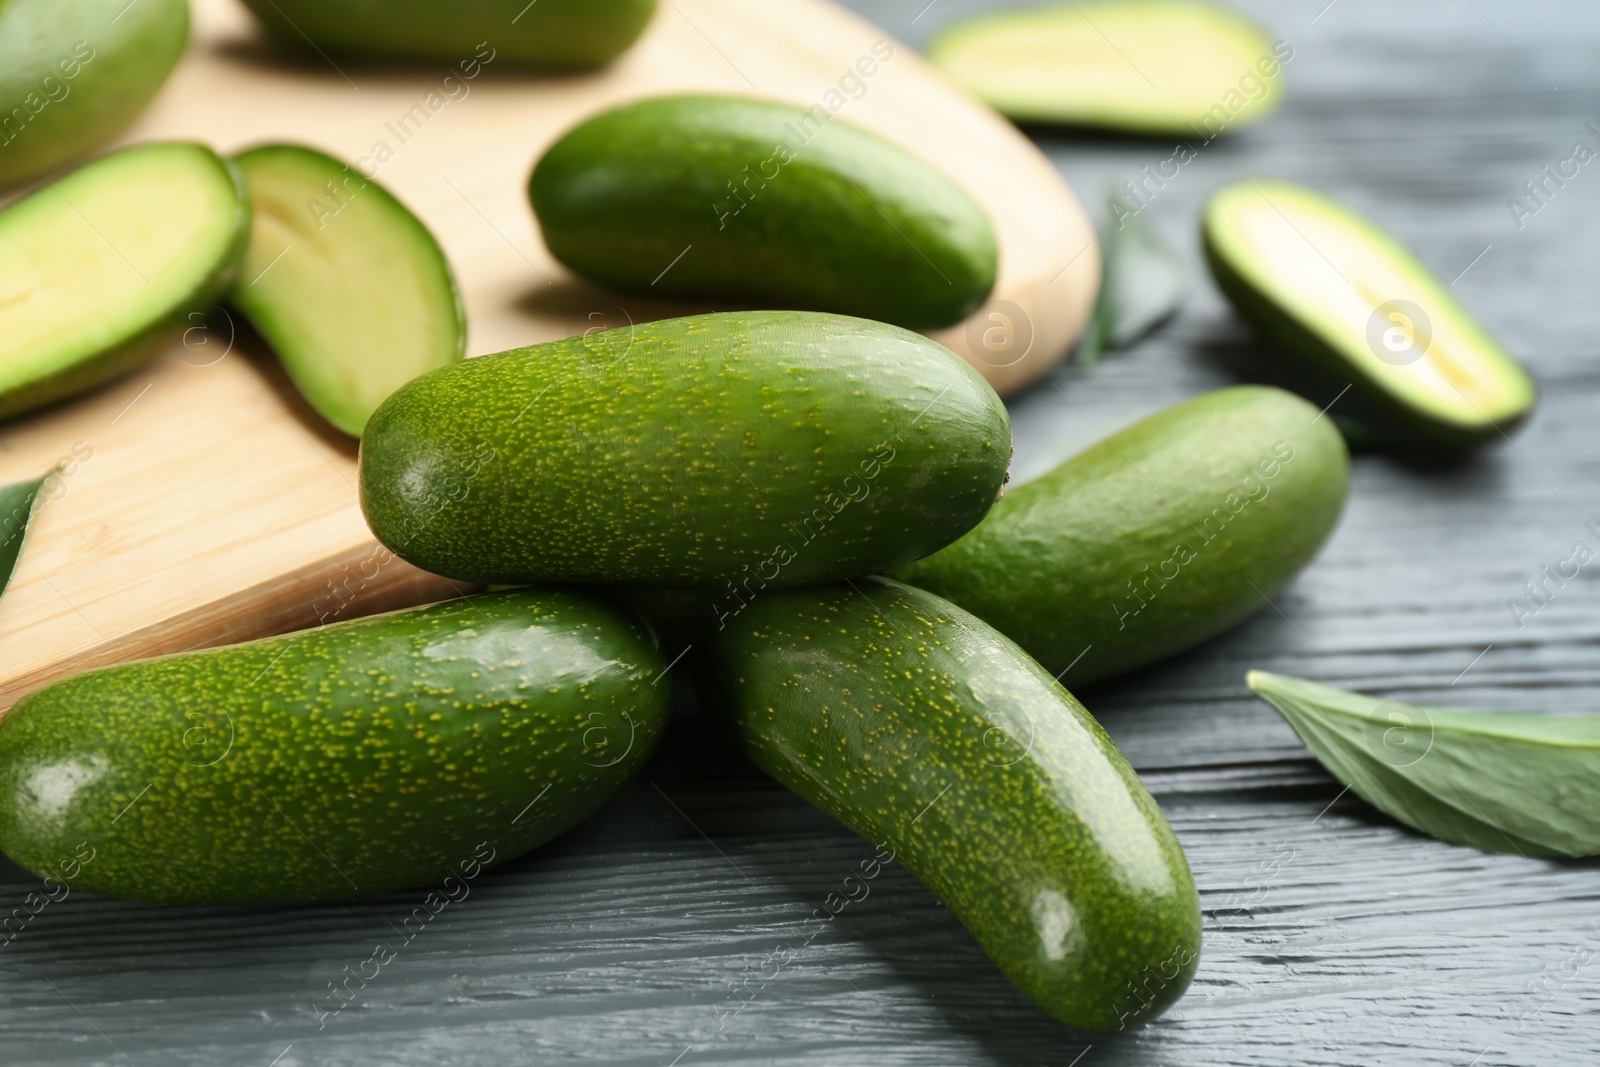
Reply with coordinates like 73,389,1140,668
229,144,465,436
1204,179,1537,448
0,141,250,421
927,1,1286,135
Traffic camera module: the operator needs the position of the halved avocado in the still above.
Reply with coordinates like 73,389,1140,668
0,142,250,421
926,1,1286,136
228,144,465,436
1203,179,1536,450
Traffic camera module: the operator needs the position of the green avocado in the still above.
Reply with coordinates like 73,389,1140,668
927,1,1286,136
0,0,189,188
529,94,998,330
1204,179,1537,450
238,0,656,69
896,386,1348,686
0,141,251,422
0,590,668,904
359,311,1011,590
700,578,1201,1032
229,144,465,436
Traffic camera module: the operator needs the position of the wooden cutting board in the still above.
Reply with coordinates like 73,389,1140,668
0,0,1097,712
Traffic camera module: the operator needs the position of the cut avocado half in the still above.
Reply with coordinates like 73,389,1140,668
0,142,250,421
926,1,1286,136
1203,178,1536,450
228,145,465,437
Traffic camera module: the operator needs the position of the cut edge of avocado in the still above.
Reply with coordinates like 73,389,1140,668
0,141,251,422
1203,178,1536,449
229,143,466,437
927,1,1285,136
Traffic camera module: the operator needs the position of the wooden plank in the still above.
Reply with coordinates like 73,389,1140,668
0,0,1096,711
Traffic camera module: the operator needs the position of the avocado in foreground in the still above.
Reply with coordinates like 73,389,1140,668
0,590,668,904
701,578,1201,1031
927,1,1286,136
530,94,997,330
0,142,250,421
239,0,656,69
359,311,1012,589
0,0,189,188
229,144,465,436
1204,178,1537,450
896,386,1349,686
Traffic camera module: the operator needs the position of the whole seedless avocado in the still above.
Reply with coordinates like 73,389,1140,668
530,94,998,330
0,591,668,904
239,0,656,69
360,311,1011,589
0,0,189,187
702,579,1201,1031
897,387,1348,685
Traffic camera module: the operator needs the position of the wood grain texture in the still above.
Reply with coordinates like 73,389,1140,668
3,0,1598,1064
0,0,1095,713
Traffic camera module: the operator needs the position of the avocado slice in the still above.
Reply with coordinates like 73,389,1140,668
0,142,250,422
0,0,189,188
926,1,1286,136
1204,178,1537,450
228,144,465,437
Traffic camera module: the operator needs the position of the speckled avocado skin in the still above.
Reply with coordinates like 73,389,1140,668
238,0,656,69
530,95,998,329
895,386,1349,685
0,0,189,188
359,310,1011,590
0,590,667,905
702,578,1201,1032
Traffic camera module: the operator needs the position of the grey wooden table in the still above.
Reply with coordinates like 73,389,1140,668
5,1,1598,1063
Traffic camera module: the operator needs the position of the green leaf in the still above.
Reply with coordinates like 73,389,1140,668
1247,670,1600,858
0,474,47,603
1076,194,1188,368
